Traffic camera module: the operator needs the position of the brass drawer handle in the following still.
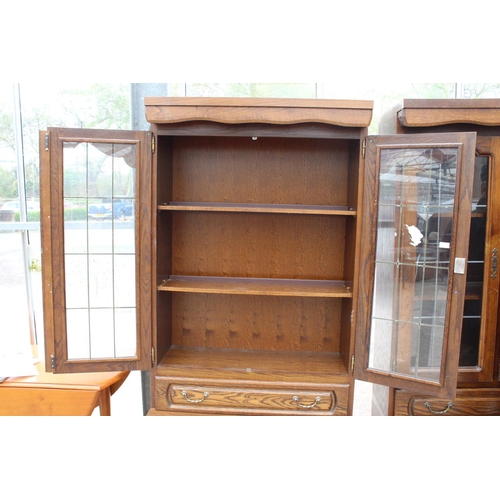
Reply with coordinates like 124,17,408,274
424,402,452,415
181,391,209,404
292,396,321,409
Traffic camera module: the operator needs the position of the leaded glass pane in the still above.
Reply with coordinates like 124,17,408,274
368,146,459,382
63,141,137,360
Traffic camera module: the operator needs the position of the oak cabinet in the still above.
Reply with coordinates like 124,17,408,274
372,99,500,416
39,97,482,415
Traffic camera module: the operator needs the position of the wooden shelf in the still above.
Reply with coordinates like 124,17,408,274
158,202,356,216
158,275,353,298
157,346,349,384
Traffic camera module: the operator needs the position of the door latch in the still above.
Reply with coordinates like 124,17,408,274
454,258,466,275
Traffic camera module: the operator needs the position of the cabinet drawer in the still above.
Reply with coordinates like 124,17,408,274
394,389,500,416
155,378,348,415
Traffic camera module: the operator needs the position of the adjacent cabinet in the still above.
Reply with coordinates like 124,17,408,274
39,97,498,415
371,99,500,416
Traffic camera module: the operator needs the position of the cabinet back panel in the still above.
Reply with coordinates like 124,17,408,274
171,293,341,352
171,137,349,205
172,212,346,280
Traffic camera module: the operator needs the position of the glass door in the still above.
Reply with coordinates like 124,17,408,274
460,136,500,384
355,132,477,399
40,129,153,373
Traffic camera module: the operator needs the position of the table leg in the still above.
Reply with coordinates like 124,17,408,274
98,388,112,416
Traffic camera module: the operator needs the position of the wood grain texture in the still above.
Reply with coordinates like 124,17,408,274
156,122,365,140
398,100,500,127
146,408,220,416
159,202,356,215
171,212,345,280
154,380,347,415
0,387,100,416
147,99,367,415
0,363,129,416
39,130,55,370
401,98,500,109
170,294,342,352
168,136,349,206
394,388,500,416
145,97,373,127
399,108,500,127
158,276,352,298
146,97,374,109
157,346,349,383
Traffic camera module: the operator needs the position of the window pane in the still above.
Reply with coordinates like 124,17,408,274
462,84,500,98
0,233,32,351
183,83,317,98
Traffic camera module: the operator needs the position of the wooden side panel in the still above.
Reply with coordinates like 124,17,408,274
154,135,173,365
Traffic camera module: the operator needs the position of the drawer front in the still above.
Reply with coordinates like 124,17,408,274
155,377,349,415
394,389,500,416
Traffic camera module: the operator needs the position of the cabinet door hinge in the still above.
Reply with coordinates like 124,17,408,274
362,139,366,158
50,354,55,370
151,134,155,154
351,355,355,372
45,133,50,151
151,347,155,366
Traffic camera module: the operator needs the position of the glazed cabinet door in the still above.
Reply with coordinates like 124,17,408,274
355,132,477,399
458,136,500,384
40,128,153,373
